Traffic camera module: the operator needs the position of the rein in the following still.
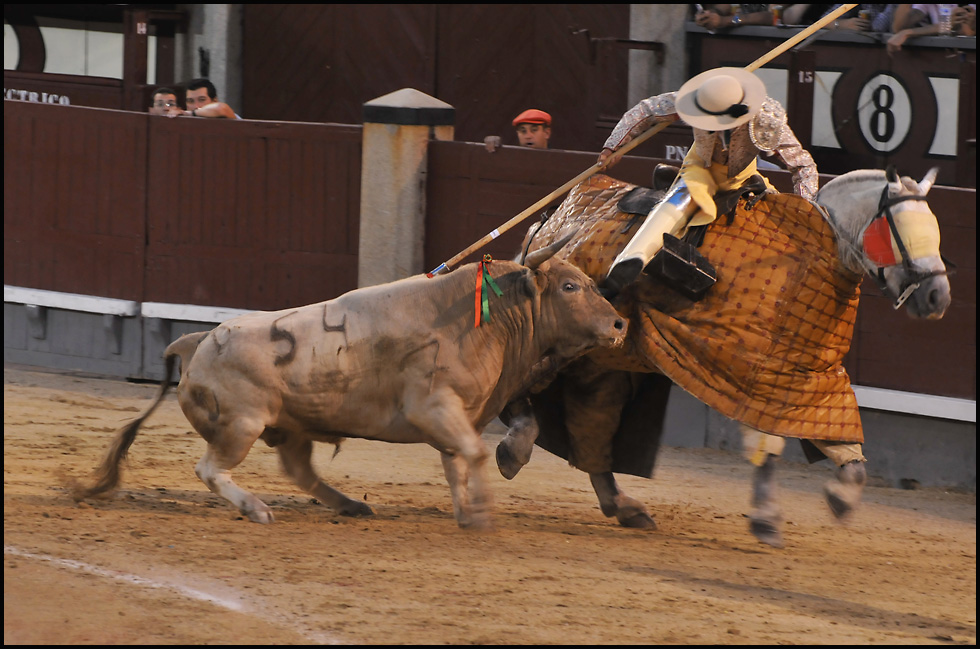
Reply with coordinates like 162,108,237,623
865,185,954,310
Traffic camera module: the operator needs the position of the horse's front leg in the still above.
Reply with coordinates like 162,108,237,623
495,397,539,480
811,441,867,519
563,363,656,529
589,472,656,529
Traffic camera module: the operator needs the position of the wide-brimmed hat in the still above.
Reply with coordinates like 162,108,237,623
512,108,551,127
675,67,766,131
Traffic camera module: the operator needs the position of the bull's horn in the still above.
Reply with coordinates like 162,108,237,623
524,229,579,270
918,167,939,195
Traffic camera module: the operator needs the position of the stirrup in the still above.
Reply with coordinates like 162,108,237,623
645,233,717,301
599,257,644,301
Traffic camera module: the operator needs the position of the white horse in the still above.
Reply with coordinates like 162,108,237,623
495,166,952,547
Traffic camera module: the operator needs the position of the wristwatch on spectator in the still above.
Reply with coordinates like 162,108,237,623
731,14,742,26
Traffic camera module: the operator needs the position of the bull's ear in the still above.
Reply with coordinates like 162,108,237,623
519,267,539,299
524,229,578,269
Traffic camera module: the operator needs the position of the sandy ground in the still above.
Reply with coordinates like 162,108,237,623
3,364,976,645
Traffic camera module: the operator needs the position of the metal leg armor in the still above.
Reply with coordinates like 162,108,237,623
602,179,715,300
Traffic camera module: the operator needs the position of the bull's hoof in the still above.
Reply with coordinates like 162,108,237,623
617,511,657,530
458,515,495,532
338,500,374,517
246,508,275,524
495,442,524,480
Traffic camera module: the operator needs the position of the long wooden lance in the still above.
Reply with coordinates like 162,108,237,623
427,4,857,277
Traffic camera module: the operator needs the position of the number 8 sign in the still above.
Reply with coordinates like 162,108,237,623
856,74,912,154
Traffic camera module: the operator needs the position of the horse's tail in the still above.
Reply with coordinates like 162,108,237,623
71,331,209,501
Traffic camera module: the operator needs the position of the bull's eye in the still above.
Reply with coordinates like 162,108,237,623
563,281,578,292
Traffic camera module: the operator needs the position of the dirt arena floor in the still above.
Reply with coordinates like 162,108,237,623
3,364,975,645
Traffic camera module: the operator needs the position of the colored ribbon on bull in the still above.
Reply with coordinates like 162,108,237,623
474,254,503,327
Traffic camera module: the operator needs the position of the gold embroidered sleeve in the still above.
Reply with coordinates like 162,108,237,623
602,92,680,151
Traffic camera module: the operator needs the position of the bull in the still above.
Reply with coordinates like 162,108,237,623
73,234,627,530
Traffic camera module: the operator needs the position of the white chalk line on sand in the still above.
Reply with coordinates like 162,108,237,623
4,545,344,645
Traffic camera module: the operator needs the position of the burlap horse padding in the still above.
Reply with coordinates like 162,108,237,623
528,174,865,447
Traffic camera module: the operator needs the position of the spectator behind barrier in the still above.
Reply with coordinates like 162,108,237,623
888,4,976,54
819,4,897,32
694,4,775,30
781,5,835,26
148,87,180,116
484,108,553,152
179,78,242,119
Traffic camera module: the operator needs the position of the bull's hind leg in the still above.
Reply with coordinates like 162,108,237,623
276,436,373,517
194,418,273,523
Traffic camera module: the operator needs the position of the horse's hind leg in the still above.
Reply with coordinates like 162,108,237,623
589,472,656,529
748,453,784,548
276,436,373,517
194,418,273,523
741,425,786,547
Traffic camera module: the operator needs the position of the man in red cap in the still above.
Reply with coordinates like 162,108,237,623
512,108,552,149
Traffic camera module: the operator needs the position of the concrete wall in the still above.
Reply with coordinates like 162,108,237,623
662,388,976,492
628,4,690,105
175,4,244,115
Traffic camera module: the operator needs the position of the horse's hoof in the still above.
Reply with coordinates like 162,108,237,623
824,482,858,520
339,500,374,517
495,442,524,480
748,504,783,548
617,511,657,530
825,461,866,520
749,516,784,548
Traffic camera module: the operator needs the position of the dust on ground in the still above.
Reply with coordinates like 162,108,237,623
4,364,975,645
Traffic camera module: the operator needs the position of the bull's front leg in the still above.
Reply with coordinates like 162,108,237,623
408,390,493,531
495,397,539,480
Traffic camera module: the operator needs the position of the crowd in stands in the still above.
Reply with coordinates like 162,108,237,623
693,4,975,39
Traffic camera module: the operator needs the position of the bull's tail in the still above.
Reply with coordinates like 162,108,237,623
71,331,209,501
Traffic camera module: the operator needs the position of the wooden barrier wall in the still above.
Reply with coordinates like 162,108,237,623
4,101,362,311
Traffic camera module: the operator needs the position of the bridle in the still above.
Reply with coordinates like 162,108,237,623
865,185,954,310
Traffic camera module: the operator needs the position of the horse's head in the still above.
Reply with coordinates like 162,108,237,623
817,167,951,320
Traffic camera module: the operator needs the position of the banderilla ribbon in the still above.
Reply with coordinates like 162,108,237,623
474,254,503,327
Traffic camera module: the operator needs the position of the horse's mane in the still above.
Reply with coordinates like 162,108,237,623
815,169,891,273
